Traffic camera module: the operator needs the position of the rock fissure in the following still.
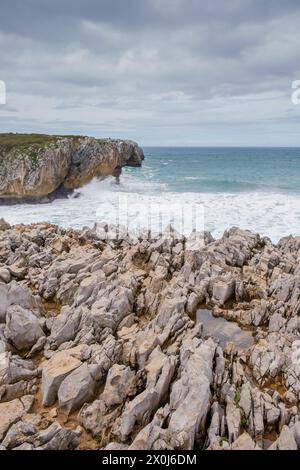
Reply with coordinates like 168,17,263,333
0,222,300,450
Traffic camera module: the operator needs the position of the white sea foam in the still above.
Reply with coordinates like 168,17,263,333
1,175,299,242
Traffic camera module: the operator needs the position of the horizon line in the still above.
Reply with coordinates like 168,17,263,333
141,145,300,148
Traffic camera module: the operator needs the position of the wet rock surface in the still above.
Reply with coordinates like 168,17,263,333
0,221,300,450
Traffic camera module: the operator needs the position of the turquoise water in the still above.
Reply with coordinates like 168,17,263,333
126,147,300,194
2,147,300,241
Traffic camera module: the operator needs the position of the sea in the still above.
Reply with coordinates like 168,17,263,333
1,147,300,243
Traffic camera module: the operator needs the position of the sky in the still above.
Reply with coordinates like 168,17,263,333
0,0,300,146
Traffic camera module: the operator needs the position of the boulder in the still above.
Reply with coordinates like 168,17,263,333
80,399,119,437
102,364,136,408
48,308,81,348
129,407,173,450
0,268,11,284
41,351,81,406
33,422,81,450
231,432,260,450
0,395,34,440
4,305,45,351
167,337,216,449
226,401,241,443
212,279,235,305
89,335,122,382
118,348,176,441
0,282,40,323
0,352,38,400
1,421,37,449
58,363,96,414
269,425,297,450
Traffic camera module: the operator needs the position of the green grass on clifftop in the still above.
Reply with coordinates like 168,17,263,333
0,133,83,149
0,133,123,165
0,133,85,163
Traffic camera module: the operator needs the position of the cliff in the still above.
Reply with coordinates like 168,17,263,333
0,134,144,202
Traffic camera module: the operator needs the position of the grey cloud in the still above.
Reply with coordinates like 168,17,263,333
0,0,300,145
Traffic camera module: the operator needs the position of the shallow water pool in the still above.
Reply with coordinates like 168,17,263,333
196,308,254,351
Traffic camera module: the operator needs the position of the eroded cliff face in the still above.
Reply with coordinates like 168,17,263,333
0,140,73,200
63,138,144,189
0,135,144,201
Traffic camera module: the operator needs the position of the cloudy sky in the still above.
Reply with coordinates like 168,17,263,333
0,0,300,146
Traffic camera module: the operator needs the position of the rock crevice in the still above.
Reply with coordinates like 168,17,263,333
0,222,300,450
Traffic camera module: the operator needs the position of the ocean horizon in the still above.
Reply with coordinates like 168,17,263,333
2,146,299,242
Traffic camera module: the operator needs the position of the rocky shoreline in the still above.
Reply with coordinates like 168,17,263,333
0,219,300,450
0,134,144,202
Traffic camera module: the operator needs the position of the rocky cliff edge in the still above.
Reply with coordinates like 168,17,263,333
0,134,144,202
